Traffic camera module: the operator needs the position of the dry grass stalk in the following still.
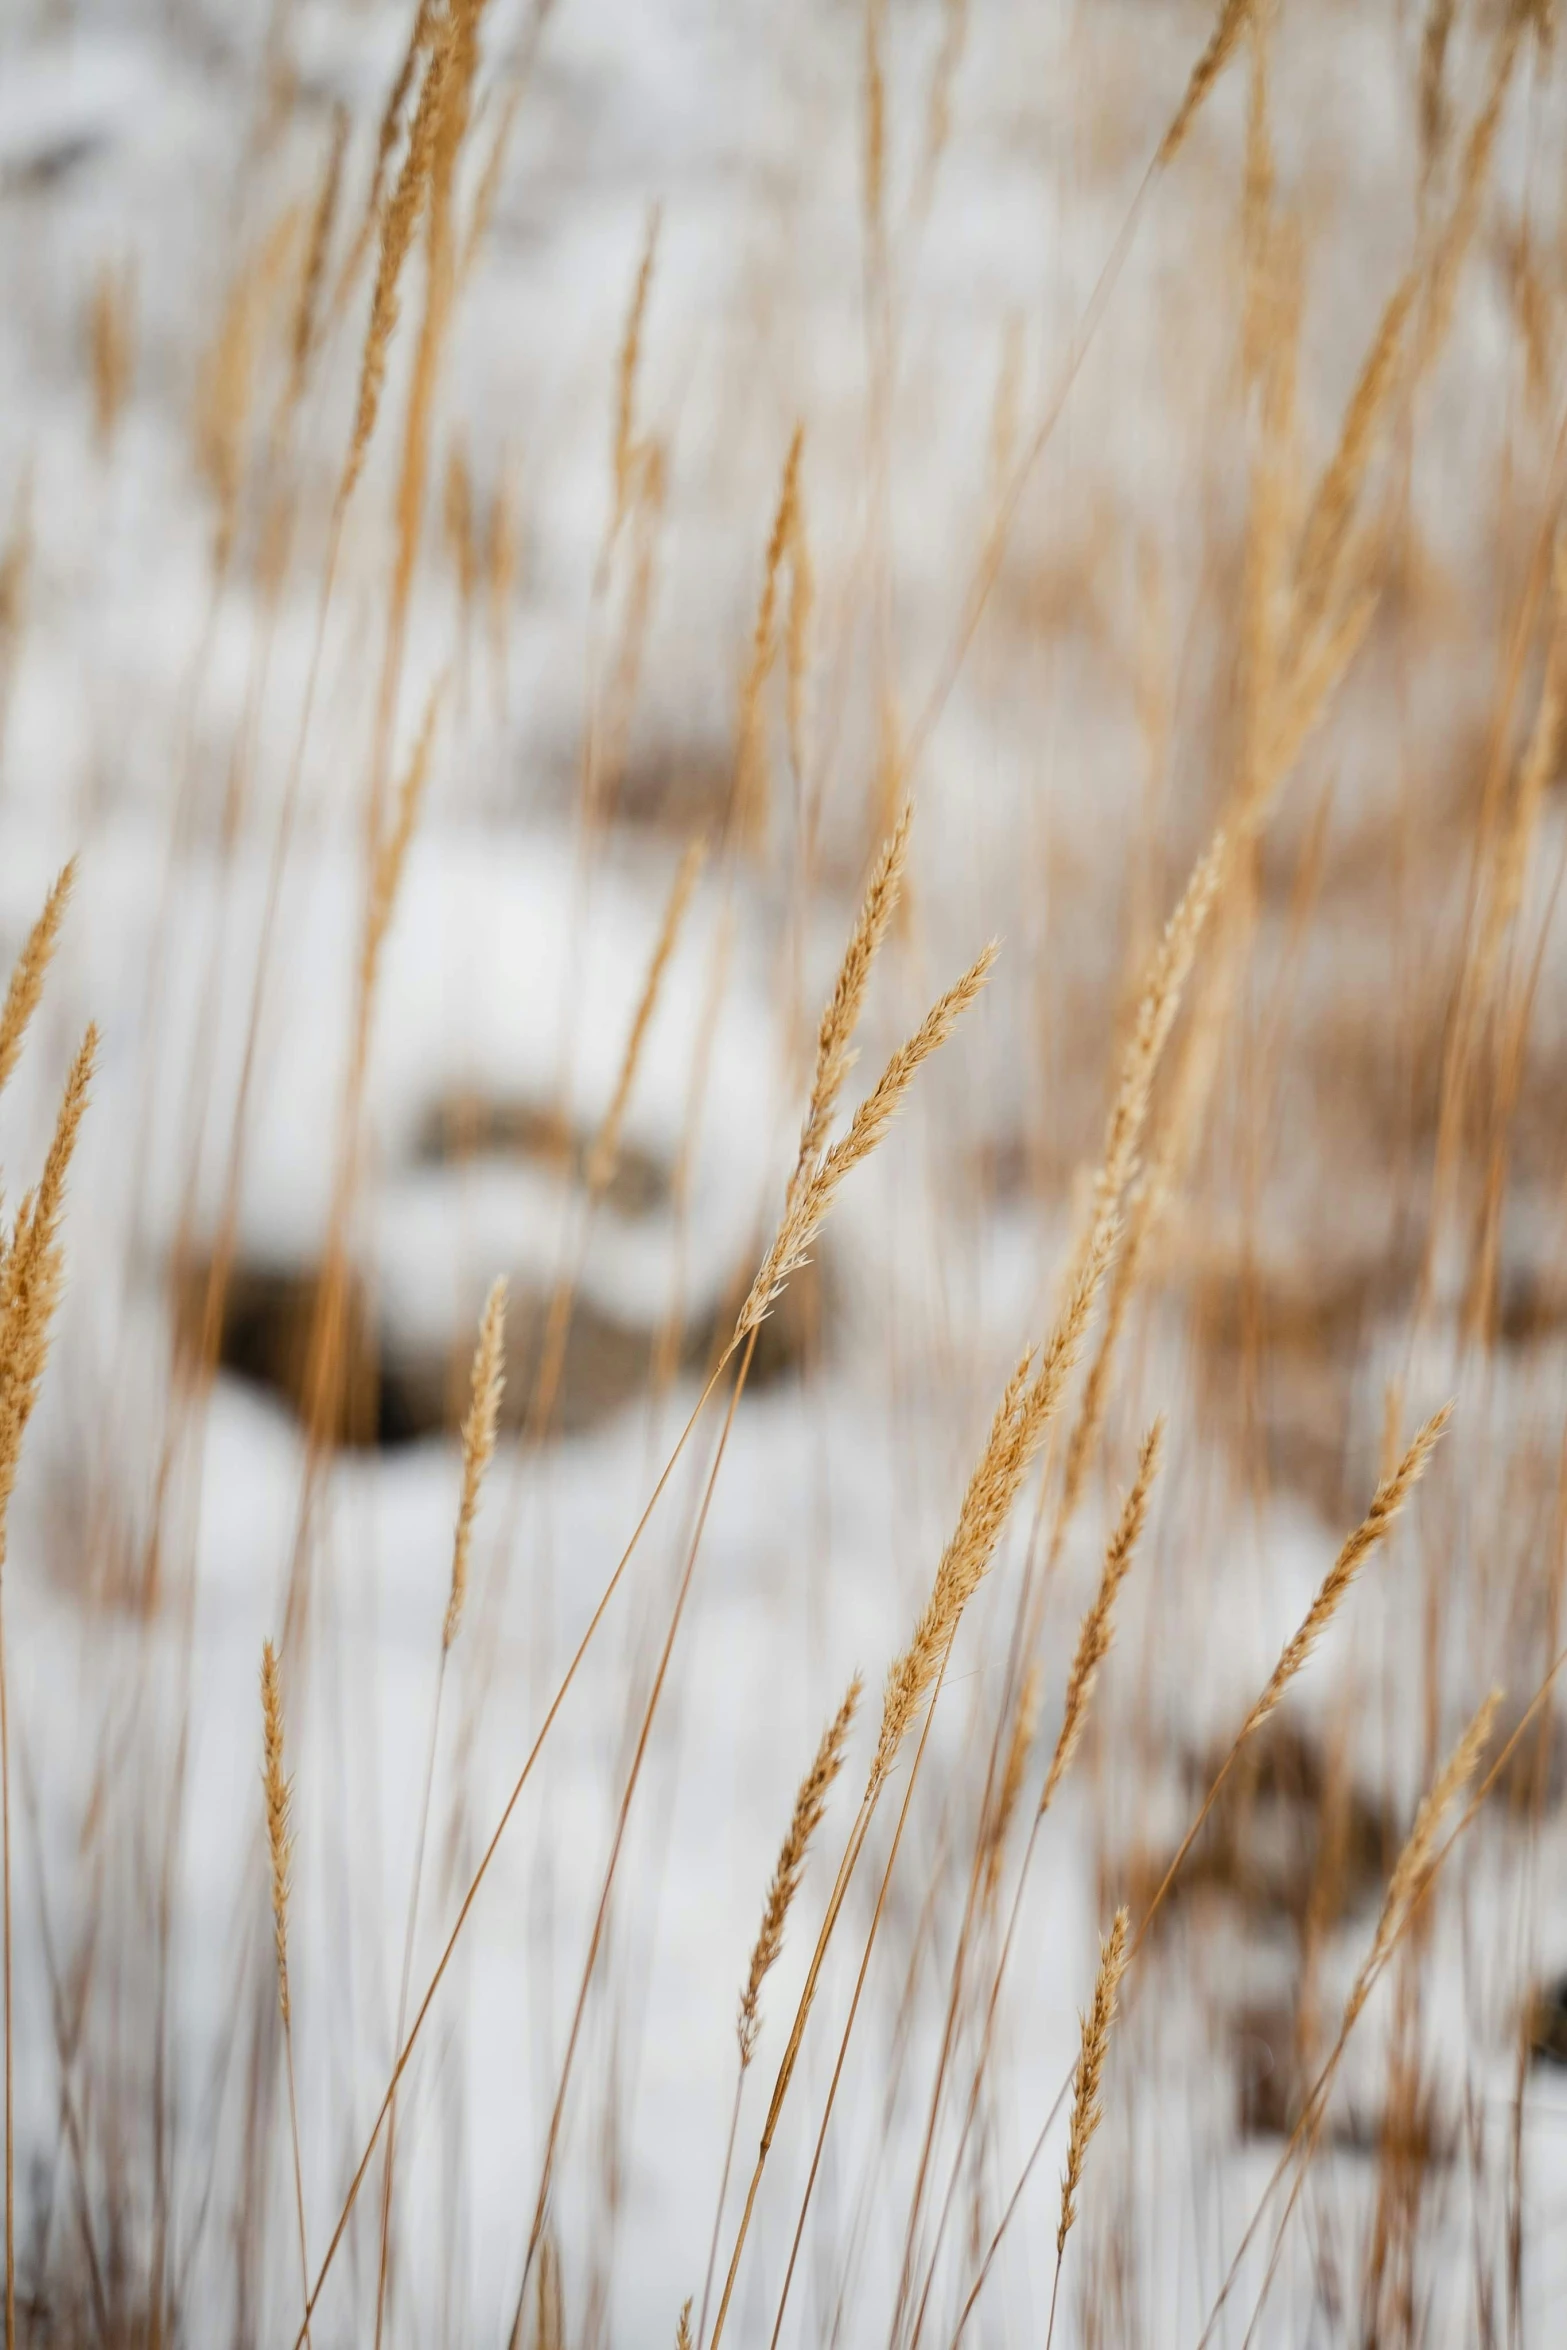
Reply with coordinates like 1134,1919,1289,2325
738,940,998,1350
444,1278,507,1650
260,1641,294,2025
1241,1406,1451,1741
0,1027,97,1539
1157,0,1253,170
0,862,74,1101
873,1213,1113,1795
735,426,806,844
88,262,135,453
587,839,706,1198
1479,531,1567,989
1418,18,1521,378
676,2299,693,2350
918,0,971,203
1419,0,1457,177
1197,1692,1503,2350
983,1662,1040,1906
863,0,886,249
444,437,477,610
1289,268,1419,653
260,1639,312,2346
1344,1691,1500,2039
1051,1908,1130,2328
801,801,911,1170
0,1009,93,2350
486,449,520,678
1239,5,1277,392
698,1678,860,2346
359,0,439,275
289,106,349,409
362,675,442,998
785,476,814,789
610,205,662,549
342,4,456,507
197,262,262,574
1039,1420,1164,1816
738,1678,860,2066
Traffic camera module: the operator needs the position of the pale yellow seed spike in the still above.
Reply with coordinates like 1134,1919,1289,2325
1157,0,1253,169
738,1676,860,2066
738,941,998,1346
1241,1405,1452,1740
587,837,707,1199
445,1276,508,1650
343,6,455,507
734,425,805,846
1040,1418,1164,1815
260,1640,294,2024
0,862,75,1101
1057,1908,1130,2257
1343,1688,1501,2037
611,205,662,546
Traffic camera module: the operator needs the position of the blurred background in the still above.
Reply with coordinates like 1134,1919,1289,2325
3,0,1567,2342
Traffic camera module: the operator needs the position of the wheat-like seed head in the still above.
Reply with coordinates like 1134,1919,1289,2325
0,862,75,1102
1289,267,1419,655
1089,827,1227,1245
1342,1688,1501,2038
1157,0,1253,170
260,1639,294,2025
343,2,455,507
738,1675,860,2066
611,205,662,544
1057,1907,1130,2257
872,1214,1116,1793
798,800,912,1174
364,675,443,997
1040,1418,1164,1817
675,2298,693,2350
0,1025,97,1547
784,475,814,788
735,426,805,844
445,1276,508,1650
290,105,349,404
1241,1405,1452,1741
738,942,998,1347
1418,20,1521,379
588,838,706,1199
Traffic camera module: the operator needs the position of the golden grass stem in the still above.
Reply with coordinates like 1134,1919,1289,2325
291,1357,731,2347
1197,1691,1502,2350
1044,1909,1130,2350
945,1413,1456,2346
512,1327,761,2329
902,1428,1163,2350
261,1641,311,2348
374,1281,506,2348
